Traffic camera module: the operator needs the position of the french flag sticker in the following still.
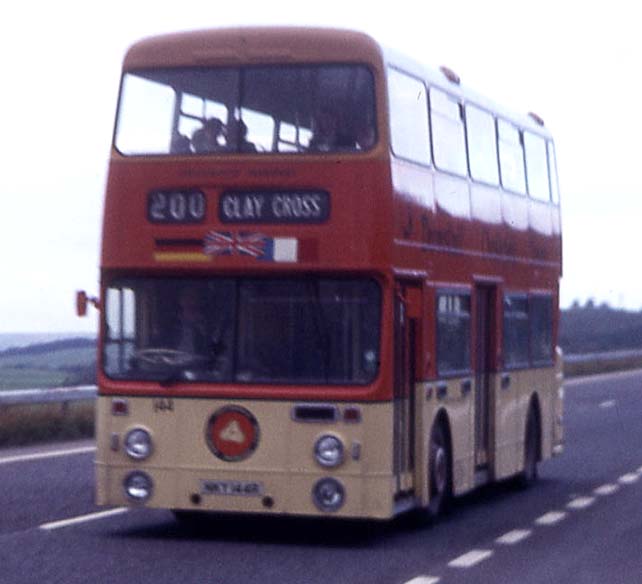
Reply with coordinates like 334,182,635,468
262,237,299,263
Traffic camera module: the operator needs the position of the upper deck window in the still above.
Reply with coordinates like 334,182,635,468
465,104,499,185
547,141,560,205
430,88,467,177
388,69,431,165
524,132,551,201
114,65,376,156
498,120,527,195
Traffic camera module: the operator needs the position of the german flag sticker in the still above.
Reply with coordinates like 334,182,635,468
206,406,260,462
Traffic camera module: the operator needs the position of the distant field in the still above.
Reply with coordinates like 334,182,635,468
0,347,96,369
0,333,94,352
0,368,69,390
0,337,96,391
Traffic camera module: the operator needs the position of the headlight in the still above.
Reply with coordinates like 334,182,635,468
312,478,345,512
124,471,153,503
124,428,153,460
314,435,344,468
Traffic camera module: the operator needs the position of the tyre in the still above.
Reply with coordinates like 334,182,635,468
516,405,539,488
427,420,452,518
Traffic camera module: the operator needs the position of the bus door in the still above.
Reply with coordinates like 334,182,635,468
474,285,496,469
393,283,420,495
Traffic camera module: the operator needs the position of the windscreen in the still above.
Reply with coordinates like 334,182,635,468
115,65,376,155
103,277,381,385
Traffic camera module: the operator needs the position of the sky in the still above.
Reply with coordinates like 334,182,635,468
0,0,640,333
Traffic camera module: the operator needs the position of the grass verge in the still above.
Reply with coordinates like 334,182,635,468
563,354,642,378
0,401,94,448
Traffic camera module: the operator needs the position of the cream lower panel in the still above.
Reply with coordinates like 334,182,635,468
96,397,394,475
96,396,397,518
492,373,520,480
509,367,558,472
416,378,475,502
97,464,396,519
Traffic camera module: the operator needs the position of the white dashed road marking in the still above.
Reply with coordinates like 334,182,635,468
567,496,596,510
448,549,493,569
594,483,620,496
599,400,616,409
402,576,440,584
495,529,532,545
535,511,567,526
618,473,639,485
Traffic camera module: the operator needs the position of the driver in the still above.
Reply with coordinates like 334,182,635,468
177,288,209,354
175,288,229,374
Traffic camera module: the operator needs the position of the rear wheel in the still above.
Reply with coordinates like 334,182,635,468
517,405,539,488
427,420,452,518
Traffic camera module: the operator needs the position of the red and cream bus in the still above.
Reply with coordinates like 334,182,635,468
86,27,563,520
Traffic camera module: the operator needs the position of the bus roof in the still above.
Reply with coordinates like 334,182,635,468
123,26,551,139
123,27,383,70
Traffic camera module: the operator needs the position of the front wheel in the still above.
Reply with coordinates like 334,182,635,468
427,421,452,518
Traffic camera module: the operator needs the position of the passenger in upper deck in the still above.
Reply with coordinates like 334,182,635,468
227,118,257,153
191,117,227,153
308,106,356,152
170,133,191,154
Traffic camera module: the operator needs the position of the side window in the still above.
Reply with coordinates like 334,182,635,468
530,296,554,365
430,88,468,176
498,120,526,194
465,104,499,185
388,68,431,165
503,295,529,368
437,293,471,375
547,141,560,205
524,132,550,201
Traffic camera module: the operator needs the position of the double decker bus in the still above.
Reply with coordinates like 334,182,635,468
86,27,563,520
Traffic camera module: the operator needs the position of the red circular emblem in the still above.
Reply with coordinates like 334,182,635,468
206,406,259,462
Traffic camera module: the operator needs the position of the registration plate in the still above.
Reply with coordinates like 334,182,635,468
200,479,264,497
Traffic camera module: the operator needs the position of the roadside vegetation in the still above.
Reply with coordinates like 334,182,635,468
0,337,97,446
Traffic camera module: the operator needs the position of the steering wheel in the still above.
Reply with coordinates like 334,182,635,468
134,348,204,368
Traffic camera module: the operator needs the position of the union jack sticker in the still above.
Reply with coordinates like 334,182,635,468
204,231,298,262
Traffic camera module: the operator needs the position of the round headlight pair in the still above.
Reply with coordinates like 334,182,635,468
314,434,344,468
124,428,153,460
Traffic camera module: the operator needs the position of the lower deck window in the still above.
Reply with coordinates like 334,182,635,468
504,294,554,368
437,293,471,375
503,295,529,368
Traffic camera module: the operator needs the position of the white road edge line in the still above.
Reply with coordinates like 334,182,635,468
402,576,440,584
448,549,493,569
495,529,532,545
0,446,95,466
535,511,567,526
39,508,128,531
